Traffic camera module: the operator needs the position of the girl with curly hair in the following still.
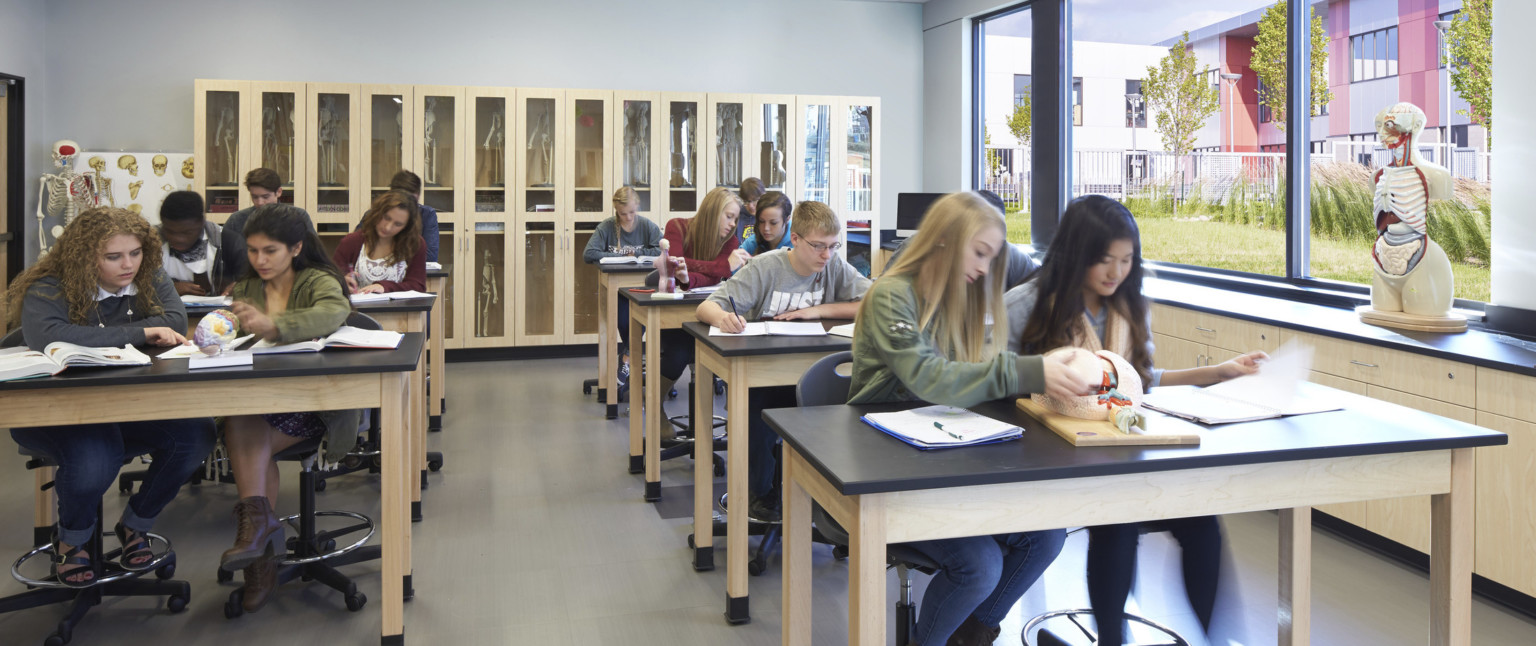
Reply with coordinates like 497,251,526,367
6,207,215,588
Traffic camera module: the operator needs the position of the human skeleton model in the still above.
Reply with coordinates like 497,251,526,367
317,96,340,185
527,108,553,186
214,106,237,185
87,156,114,208
36,140,96,254
262,103,292,180
624,102,649,187
716,104,742,187
482,111,505,186
479,248,499,332
1032,348,1147,434
1366,102,1456,323
423,100,440,186
670,105,694,187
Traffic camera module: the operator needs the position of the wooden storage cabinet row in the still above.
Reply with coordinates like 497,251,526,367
193,80,880,349
1150,303,1536,599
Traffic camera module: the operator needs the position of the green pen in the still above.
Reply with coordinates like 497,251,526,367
933,421,965,440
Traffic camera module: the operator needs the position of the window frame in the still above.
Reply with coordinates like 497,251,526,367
1351,26,1399,82
969,0,1489,312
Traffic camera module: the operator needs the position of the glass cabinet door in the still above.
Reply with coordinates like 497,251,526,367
364,85,414,202
568,91,610,213
309,84,360,222
194,80,247,218
663,93,704,216
706,95,750,191
518,92,564,213
473,223,507,339
613,92,662,220
251,83,306,206
798,100,832,205
570,221,601,339
417,87,463,217
520,221,557,341
754,96,794,193
472,94,509,215
845,103,874,213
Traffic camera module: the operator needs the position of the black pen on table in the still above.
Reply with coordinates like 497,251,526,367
728,295,742,332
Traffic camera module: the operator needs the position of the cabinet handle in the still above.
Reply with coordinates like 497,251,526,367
1197,354,1205,367
1350,360,1378,368
1194,327,1216,334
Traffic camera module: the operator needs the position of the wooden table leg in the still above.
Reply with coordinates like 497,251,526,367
1431,448,1474,646
1279,506,1312,646
782,447,813,646
599,278,616,418
725,358,750,623
379,371,410,643
627,310,644,475
429,278,446,423
409,313,427,525
692,348,716,572
643,309,662,501
848,493,885,646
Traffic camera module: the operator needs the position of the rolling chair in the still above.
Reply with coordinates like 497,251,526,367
1024,521,1194,646
0,328,191,646
791,351,939,645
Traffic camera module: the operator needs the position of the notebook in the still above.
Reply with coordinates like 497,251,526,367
862,405,1024,450
828,323,855,338
708,321,827,337
249,326,404,354
1139,340,1341,424
182,295,233,307
0,343,152,382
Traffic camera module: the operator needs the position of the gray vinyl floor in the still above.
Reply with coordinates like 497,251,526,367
2,358,1534,645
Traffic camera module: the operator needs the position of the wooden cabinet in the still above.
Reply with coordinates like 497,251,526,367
361,84,415,205
753,94,798,197
705,93,752,194
249,82,307,211
612,91,665,224
660,92,706,223
1473,410,1536,598
305,83,362,230
835,97,880,240
795,96,834,210
461,87,514,349
513,89,565,346
565,90,612,345
193,80,249,223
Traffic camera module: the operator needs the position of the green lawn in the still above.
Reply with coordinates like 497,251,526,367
1003,211,1491,303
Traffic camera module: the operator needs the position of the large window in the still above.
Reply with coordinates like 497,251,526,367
978,1,1495,305
978,6,1034,244
1351,26,1398,82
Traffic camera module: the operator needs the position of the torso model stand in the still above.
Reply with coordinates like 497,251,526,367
35,140,95,255
1357,102,1465,333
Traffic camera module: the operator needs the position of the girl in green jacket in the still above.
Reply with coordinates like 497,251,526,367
220,204,356,615
847,192,1090,645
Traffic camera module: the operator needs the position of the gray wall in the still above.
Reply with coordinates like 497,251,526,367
17,0,923,261
1,0,48,261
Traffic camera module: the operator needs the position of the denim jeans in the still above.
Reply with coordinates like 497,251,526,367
11,418,215,547
1086,517,1222,645
746,385,798,498
904,528,1067,645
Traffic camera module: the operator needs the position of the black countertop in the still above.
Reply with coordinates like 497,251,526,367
766,382,1505,496
621,287,710,307
1146,278,1536,377
598,263,655,274
187,297,436,315
682,320,853,357
0,333,426,392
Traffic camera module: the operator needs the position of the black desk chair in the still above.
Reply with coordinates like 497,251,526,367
0,326,191,646
792,351,937,645
1024,522,1192,646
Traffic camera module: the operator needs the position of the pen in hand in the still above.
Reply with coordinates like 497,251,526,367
933,421,965,440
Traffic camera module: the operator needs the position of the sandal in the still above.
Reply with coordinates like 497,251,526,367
114,523,155,571
52,538,95,588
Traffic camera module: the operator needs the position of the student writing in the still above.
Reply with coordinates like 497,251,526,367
847,192,1089,645
695,201,870,521
332,190,428,294
6,207,214,587
158,190,231,296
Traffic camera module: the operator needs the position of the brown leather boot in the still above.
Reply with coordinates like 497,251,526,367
241,556,279,613
222,496,284,572
946,614,1002,646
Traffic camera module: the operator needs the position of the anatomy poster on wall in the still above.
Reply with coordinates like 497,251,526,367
70,152,195,225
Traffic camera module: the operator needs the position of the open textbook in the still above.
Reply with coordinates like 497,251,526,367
0,343,152,382
597,255,657,265
1140,340,1342,424
250,326,404,354
862,405,1023,449
708,321,827,337
349,290,437,304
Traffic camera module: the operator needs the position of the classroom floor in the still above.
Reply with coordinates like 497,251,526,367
1,357,1534,645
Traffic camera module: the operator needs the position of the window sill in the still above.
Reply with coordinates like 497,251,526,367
1144,271,1536,378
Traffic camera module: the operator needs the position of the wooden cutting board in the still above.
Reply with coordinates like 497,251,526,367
1016,398,1201,446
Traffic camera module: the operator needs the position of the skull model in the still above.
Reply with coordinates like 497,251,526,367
182,157,195,179
118,155,139,177
88,156,106,176
152,154,168,176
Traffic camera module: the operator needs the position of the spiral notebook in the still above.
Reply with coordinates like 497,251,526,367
861,405,1023,450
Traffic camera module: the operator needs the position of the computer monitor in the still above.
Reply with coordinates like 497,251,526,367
895,192,945,236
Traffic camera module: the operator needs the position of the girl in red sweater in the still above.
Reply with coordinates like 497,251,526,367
332,190,427,294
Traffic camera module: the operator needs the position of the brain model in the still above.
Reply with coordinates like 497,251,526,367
1031,347,1144,421
193,309,241,355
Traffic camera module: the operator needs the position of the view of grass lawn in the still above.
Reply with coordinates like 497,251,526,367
1002,204,1491,304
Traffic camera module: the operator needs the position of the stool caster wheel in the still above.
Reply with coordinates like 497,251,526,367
714,462,725,477
314,478,327,492
217,567,234,583
583,383,593,395
118,479,132,494
714,379,726,396
346,591,367,612
832,545,849,560
748,558,766,576
668,387,678,399
156,561,176,580
167,593,189,613
428,459,443,472
225,590,245,619
45,630,68,646
687,534,695,548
